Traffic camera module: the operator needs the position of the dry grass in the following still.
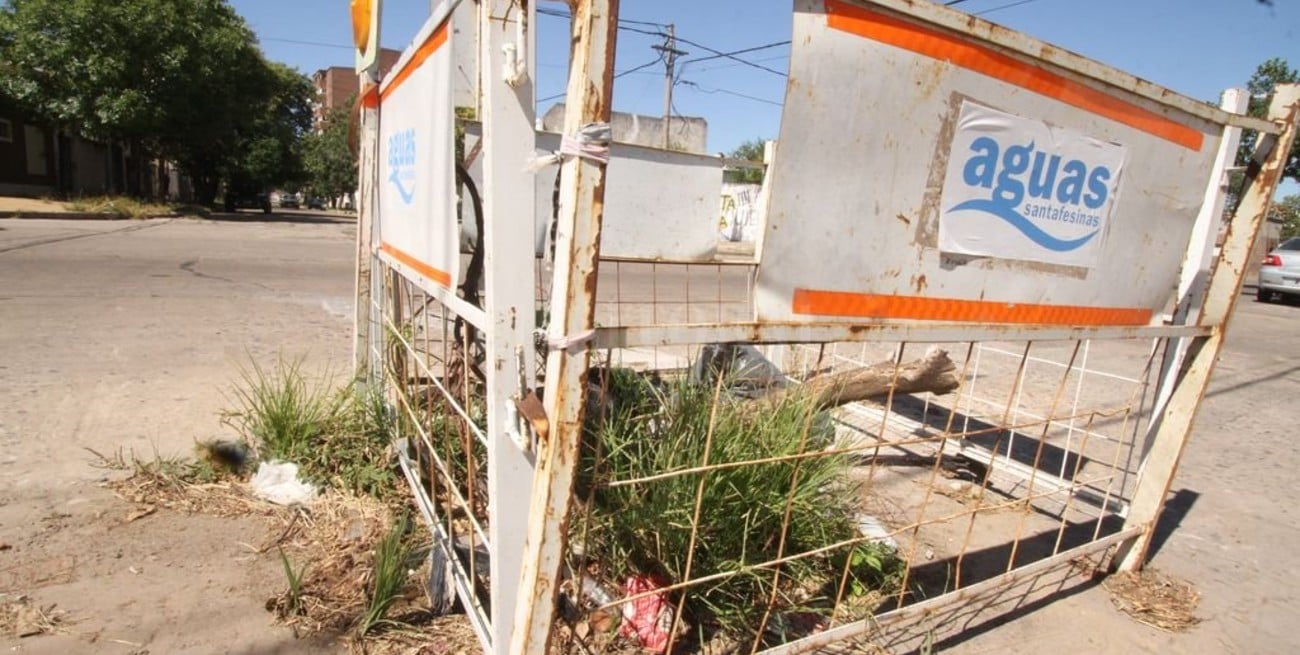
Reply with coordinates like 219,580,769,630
1103,569,1201,632
64,196,191,219
0,594,66,639
92,447,274,518
345,618,481,655
99,452,471,652
266,493,397,633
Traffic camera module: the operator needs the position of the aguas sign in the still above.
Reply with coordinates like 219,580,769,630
939,101,1127,268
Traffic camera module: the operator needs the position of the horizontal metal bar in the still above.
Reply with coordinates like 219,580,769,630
377,250,488,331
718,156,765,171
594,322,1212,348
381,313,490,448
976,344,1144,384
597,256,758,266
758,525,1142,655
389,375,493,549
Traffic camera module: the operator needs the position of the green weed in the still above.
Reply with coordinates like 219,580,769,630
278,548,309,616
356,514,413,635
575,370,904,644
222,356,399,498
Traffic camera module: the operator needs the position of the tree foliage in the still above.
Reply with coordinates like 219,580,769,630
724,138,767,184
0,0,312,203
1272,194,1300,239
222,62,315,196
303,103,358,202
1237,57,1299,183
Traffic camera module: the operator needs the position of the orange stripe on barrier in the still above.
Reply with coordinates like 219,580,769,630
792,289,1152,326
379,21,449,104
360,83,379,109
380,242,451,288
824,0,1203,151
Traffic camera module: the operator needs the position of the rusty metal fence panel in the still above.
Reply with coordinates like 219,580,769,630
354,1,1300,654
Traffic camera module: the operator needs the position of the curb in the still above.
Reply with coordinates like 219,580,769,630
0,211,184,220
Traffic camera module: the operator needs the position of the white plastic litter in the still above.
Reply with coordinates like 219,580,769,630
855,514,898,550
250,461,318,506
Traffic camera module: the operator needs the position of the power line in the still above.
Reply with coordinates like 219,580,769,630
536,7,670,29
261,36,353,50
667,34,788,77
535,8,786,77
535,55,664,104
678,80,782,106
975,0,1048,15
689,53,789,75
676,40,790,69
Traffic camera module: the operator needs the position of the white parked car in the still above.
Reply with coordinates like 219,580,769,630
1258,237,1300,303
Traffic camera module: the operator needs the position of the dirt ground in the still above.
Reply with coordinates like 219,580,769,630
2,215,1298,654
1,216,355,654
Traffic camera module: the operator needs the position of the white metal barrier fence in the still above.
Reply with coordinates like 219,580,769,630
352,0,1300,653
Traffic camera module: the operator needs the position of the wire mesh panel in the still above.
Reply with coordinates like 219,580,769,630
543,333,1161,654
378,266,495,640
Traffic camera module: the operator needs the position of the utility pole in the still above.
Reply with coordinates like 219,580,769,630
652,24,686,149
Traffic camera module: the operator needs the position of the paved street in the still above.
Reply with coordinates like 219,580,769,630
1,216,1297,653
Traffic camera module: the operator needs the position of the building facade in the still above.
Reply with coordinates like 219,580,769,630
310,49,403,128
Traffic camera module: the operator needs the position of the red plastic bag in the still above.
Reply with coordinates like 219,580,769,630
618,574,679,653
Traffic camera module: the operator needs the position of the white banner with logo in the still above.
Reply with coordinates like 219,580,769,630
938,102,1126,268
378,18,457,289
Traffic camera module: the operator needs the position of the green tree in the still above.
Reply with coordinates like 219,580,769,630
724,138,767,184
0,0,308,204
303,103,358,203
1271,194,1300,239
221,62,315,196
1237,58,1299,183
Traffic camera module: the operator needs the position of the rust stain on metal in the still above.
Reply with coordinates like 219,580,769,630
915,92,963,248
939,252,1089,281
515,391,549,443
913,58,947,105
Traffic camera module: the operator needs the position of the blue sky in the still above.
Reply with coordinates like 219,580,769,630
234,0,1298,191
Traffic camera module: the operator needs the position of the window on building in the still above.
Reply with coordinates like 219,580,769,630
0,119,13,143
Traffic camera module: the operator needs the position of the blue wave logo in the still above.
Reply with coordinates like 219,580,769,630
949,199,1098,252
388,169,415,205
949,134,1114,254
387,128,416,206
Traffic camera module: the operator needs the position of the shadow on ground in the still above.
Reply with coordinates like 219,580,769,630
202,210,355,225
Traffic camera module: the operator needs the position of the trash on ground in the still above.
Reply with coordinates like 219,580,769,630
618,574,684,653
855,514,898,549
249,461,317,506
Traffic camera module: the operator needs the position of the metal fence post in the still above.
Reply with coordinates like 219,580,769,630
509,1,619,653
354,75,381,379
1142,88,1249,461
1116,84,1300,572
479,0,538,650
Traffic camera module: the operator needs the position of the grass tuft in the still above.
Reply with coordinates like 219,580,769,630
357,514,413,635
222,357,399,498
278,548,309,617
64,195,184,219
575,370,904,644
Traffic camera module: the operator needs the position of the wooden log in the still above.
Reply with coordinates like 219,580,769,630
757,346,960,412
